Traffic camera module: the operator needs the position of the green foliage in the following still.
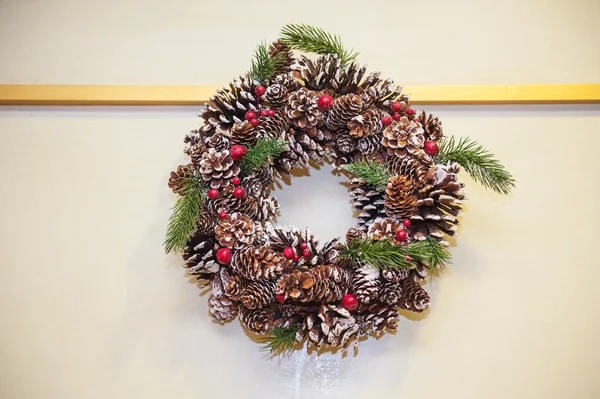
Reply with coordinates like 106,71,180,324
279,23,359,67
343,160,391,191
341,237,451,271
435,136,516,195
240,138,287,175
164,177,206,254
249,42,286,84
261,325,300,355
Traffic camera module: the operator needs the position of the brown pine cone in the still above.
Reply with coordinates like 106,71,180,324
349,180,387,232
168,164,194,195
265,84,288,108
381,116,425,158
198,148,240,189
231,245,288,281
291,54,340,90
239,306,273,334
230,121,256,147
220,267,247,300
214,212,255,249
381,269,410,283
399,278,430,312
385,175,418,219
265,224,324,267
268,40,294,75
183,234,220,281
240,280,276,309
336,132,357,154
379,281,402,306
208,294,238,323
357,135,383,155
256,196,280,222
206,186,258,219
195,211,217,235
348,108,383,138
206,132,230,152
417,111,444,141
352,265,381,305
284,88,321,129
363,301,399,333
297,303,359,349
386,156,430,185
367,218,404,243
345,227,365,243
273,303,305,328
270,73,301,92
275,264,351,303
326,94,363,131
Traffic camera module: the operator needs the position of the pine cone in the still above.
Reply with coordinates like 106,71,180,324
240,280,276,309
417,111,444,141
168,164,194,195
381,116,425,158
291,55,341,91
206,132,230,152
352,265,381,305
183,234,220,281
231,245,288,281
275,264,351,302
349,180,387,231
214,212,256,249
195,211,217,235
250,167,275,194
296,303,359,349
399,278,430,312
385,175,418,219
273,303,305,328
345,227,366,243
265,84,288,108
198,148,240,189
206,186,258,219
381,269,410,283
326,94,363,131
379,281,402,306
386,156,430,185
336,132,357,154
363,301,399,333
208,294,238,323
239,306,273,334
348,108,383,138
231,121,257,147
220,267,247,300
184,130,207,166
268,40,294,75
271,73,301,92
284,88,321,129
274,133,309,175
256,196,280,222
357,135,383,155
367,218,404,243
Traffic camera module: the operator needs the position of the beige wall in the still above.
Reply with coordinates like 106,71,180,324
1,1,599,398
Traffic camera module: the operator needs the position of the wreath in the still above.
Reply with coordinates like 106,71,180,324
165,24,514,355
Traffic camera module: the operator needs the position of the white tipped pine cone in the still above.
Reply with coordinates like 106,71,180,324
284,88,321,129
214,212,256,249
351,265,381,305
198,148,240,189
381,116,425,158
208,294,238,323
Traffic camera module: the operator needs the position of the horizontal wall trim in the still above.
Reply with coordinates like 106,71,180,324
0,84,599,106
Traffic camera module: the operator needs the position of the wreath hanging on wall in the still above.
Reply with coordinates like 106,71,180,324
165,24,514,355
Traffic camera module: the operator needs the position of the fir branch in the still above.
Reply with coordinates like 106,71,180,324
343,160,391,191
249,42,286,84
261,325,300,355
435,136,516,195
240,138,286,175
407,238,452,270
279,23,358,67
164,177,206,254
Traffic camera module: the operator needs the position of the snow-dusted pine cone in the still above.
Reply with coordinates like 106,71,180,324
168,164,194,195
198,148,240,189
284,88,321,129
239,307,273,334
352,265,381,305
417,110,444,141
214,212,256,249
326,94,363,131
275,264,351,303
230,245,288,281
240,280,276,309
381,116,425,158
296,303,359,349
385,175,419,220
208,295,238,323
265,84,288,108
348,108,383,138
398,278,430,312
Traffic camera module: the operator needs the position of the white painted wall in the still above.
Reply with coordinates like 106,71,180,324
1,1,599,398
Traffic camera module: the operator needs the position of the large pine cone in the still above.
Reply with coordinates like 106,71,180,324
363,301,399,333
265,84,288,108
348,108,383,138
214,212,256,249
367,218,404,243
352,265,381,305
168,164,194,195
183,234,220,281
386,156,430,185
326,94,363,131
384,175,418,220
291,54,341,91
297,303,359,349
239,307,273,334
417,110,444,141
268,40,294,75
208,294,238,323
230,121,257,147
379,281,402,306
284,88,321,129
350,180,387,231
274,133,310,175
275,264,351,302
399,278,430,312
240,280,276,309
206,186,258,219
198,148,240,189
230,245,288,281
381,116,425,158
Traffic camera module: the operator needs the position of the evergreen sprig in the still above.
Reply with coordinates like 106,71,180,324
261,325,300,355
249,42,286,84
341,237,451,271
343,160,391,191
240,138,287,175
279,23,358,67
435,136,515,195
164,177,206,254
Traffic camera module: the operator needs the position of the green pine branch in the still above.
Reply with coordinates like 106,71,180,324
341,237,451,271
249,42,286,84
435,136,516,195
343,160,391,191
240,138,287,175
261,325,300,355
279,23,359,67
164,176,207,254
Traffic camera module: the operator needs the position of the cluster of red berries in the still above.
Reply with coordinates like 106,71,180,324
206,145,247,201
243,85,276,127
281,242,312,263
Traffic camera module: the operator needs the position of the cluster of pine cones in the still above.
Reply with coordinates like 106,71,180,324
168,40,466,352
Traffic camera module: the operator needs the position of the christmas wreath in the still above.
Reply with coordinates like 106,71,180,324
166,24,514,355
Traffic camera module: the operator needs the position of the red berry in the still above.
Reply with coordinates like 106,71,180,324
218,211,228,219
233,187,245,198
259,109,268,117
303,250,311,257
250,118,259,126
230,145,246,161
276,293,286,303
267,109,275,117
245,110,256,121
293,254,300,262
317,94,334,111
406,108,415,116
381,116,392,126
396,229,408,242
392,112,401,121
255,85,266,97
232,177,241,185
403,219,411,227
207,189,220,199
300,243,308,250
216,247,232,265
405,255,412,262
424,140,440,156
283,247,295,259
342,294,359,311
391,101,403,113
